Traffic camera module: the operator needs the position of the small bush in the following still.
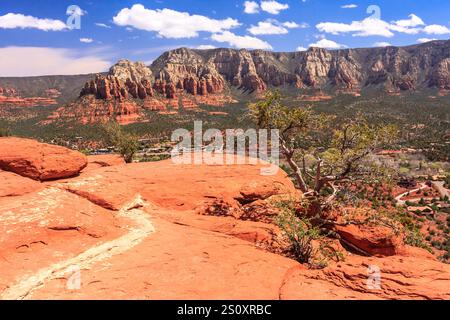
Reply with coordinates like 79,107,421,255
102,122,139,163
275,200,321,264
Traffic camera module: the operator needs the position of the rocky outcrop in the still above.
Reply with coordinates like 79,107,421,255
430,58,450,89
334,224,404,256
0,137,87,181
79,40,450,105
0,143,449,300
109,60,153,83
0,86,58,109
80,74,154,101
0,87,18,97
80,60,155,101
280,254,450,300
47,95,145,125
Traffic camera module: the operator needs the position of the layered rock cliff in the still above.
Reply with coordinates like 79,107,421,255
80,40,450,102
48,40,450,124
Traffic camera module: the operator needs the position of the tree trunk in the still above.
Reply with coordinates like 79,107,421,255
280,141,309,193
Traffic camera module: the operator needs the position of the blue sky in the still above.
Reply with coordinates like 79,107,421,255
0,0,449,76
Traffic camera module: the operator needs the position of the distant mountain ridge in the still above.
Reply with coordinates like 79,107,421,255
0,74,96,104
1,40,449,124
80,40,450,103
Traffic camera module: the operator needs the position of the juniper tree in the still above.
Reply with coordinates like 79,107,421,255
103,122,139,163
249,91,398,219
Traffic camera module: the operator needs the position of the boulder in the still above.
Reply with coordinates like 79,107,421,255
334,223,404,256
0,138,87,181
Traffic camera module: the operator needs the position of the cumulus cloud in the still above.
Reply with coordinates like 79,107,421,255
260,1,289,15
248,19,305,35
394,14,424,28
0,13,67,31
113,4,240,39
244,1,260,14
211,31,273,50
316,13,449,38
317,17,394,37
309,38,347,50
0,47,111,77
389,14,424,34
296,46,307,51
283,21,308,29
248,21,288,35
423,24,450,35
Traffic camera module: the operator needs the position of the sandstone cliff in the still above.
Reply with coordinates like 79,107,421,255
45,40,450,124
80,40,450,101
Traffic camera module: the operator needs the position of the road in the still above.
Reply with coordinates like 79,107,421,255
395,183,428,206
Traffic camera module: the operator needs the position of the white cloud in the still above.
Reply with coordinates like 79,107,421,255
196,45,217,50
309,38,347,50
80,38,94,43
373,42,391,47
393,14,424,28
341,4,358,9
317,17,394,37
0,13,67,31
317,14,428,37
248,20,287,35
95,23,111,28
388,14,424,35
296,46,307,51
248,19,305,35
423,24,450,35
417,38,438,43
260,1,289,15
113,4,240,39
244,1,260,14
211,31,273,50
283,21,308,29
0,47,110,76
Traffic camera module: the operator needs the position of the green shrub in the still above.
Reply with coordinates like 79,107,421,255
275,200,321,264
384,208,431,252
102,122,139,163
431,241,441,248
